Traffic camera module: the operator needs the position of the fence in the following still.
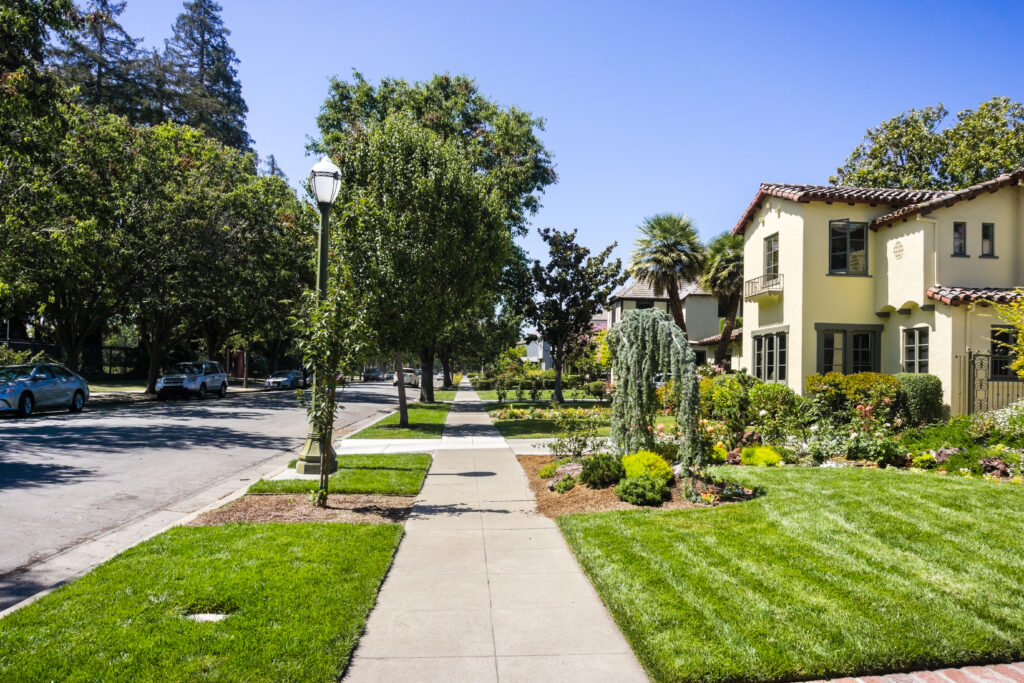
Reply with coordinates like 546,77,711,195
954,352,1024,415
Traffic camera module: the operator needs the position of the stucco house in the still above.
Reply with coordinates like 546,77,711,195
733,168,1024,413
607,279,740,367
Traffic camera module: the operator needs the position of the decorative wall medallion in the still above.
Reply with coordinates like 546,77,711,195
893,241,904,260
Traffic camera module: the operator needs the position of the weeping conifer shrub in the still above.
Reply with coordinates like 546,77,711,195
607,308,702,469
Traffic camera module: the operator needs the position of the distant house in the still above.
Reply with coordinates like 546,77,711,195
732,168,1024,413
523,339,553,370
607,279,737,366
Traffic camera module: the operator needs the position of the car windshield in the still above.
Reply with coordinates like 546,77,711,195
0,365,34,381
271,371,292,378
173,362,204,375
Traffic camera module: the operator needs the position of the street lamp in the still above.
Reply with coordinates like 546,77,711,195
295,155,342,476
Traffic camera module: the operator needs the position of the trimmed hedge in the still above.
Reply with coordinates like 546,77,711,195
896,373,943,425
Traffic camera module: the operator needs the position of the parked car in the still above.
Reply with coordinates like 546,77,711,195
156,361,228,400
362,368,385,382
653,373,673,389
264,369,304,390
393,368,419,387
0,363,90,417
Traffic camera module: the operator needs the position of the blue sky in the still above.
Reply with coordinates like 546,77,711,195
121,0,1024,267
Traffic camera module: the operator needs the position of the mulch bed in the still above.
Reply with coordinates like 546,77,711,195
518,455,706,517
187,493,414,526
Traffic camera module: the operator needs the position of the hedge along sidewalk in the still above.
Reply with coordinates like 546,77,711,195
0,523,402,682
560,466,1024,683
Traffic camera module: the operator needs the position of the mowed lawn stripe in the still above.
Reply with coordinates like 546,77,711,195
357,403,450,439
249,453,431,496
0,523,403,682
559,467,1024,683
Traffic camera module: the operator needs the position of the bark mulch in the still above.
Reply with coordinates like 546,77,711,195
187,493,414,526
518,455,705,518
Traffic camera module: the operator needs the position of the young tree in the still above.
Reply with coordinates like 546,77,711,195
527,228,626,403
164,0,250,150
332,115,511,425
629,214,705,335
699,232,744,369
832,97,1024,190
48,0,147,121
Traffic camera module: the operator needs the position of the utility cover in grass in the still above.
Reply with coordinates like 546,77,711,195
0,522,402,682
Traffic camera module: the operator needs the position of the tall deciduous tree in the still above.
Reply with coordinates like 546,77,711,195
333,114,511,425
832,97,1024,190
699,232,744,369
527,228,626,403
48,0,146,121
629,214,705,335
164,0,250,150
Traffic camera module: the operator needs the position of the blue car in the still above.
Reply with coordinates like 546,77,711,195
0,363,90,417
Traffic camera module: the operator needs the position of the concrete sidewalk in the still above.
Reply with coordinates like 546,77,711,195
344,383,647,682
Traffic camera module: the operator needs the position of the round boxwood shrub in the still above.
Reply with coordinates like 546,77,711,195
579,453,625,488
896,373,943,426
615,474,669,506
740,445,781,467
748,383,803,442
622,449,674,484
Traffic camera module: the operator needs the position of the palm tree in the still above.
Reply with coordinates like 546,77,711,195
700,232,745,368
629,214,705,335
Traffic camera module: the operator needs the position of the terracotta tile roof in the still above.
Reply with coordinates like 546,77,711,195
610,278,710,301
693,328,742,346
926,285,1022,307
872,168,1024,228
732,183,948,235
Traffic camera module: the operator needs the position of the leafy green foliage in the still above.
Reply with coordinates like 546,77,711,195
832,97,1024,190
553,475,577,493
699,232,744,368
549,414,605,459
629,214,704,334
579,453,625,488
527,228,625,403
614,474,669,506
748,382,804,442
739,445,781,467
622,450,674,484
895,373,943,426
539,458,571,479
608,308,701,466
701,373,751,436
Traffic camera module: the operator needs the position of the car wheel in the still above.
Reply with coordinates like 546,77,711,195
218,383,227,398
16,393,33,418
197,384,207,400
69,390,85,413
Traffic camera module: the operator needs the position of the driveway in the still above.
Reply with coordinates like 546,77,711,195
0,381,401,610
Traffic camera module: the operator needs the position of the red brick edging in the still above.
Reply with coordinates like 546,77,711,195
807,662,1024,683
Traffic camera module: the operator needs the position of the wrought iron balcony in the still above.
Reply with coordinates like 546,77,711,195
744,273,783,301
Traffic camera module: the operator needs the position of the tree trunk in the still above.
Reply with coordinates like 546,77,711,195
242,349,249,388
667,283,687,336
393,348,409,427
552,348,564,404
714,293,740,369
145,341,164,394
441,353,453,389
418,346,435,402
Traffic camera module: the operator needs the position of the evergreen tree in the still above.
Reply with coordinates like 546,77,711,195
164,0,250,149
49,0,146,120
262,153,286,179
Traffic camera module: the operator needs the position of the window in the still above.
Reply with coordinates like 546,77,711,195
828,220,868,275
903,328,929,373
816,325,881,374
764,233,779,277
953,221,967,256
753,332,787,383
694,349,707,366
982,223,995,257
635,300,653,310
991,327,1017,380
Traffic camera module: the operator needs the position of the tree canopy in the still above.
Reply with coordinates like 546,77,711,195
699,232,744,368
832,97,1024,190
628,214,704,335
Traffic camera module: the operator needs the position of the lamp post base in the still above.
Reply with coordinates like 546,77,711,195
295,430,338,475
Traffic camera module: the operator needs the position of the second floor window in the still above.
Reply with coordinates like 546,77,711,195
764,233,779,278
991,327,1017,380
982,223,995,257
635,301,653,310
828,220,867,275
953,222,967,256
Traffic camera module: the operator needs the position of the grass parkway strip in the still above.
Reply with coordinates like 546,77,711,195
0,523,402,682
356,402,451,438
558,466,1024,683
252,453,432,496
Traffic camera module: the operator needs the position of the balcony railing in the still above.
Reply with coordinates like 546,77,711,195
744,273,784,301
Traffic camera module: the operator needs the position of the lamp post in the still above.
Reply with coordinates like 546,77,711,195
295,155,342,475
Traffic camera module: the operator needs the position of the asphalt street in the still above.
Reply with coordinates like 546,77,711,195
0,380,404,610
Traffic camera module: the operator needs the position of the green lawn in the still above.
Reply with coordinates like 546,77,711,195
432,390,457,401
88,378,147,392
0,523,402,682
357,402,451,438
494,418,612,439
253,453,431,496
559,467,1024,683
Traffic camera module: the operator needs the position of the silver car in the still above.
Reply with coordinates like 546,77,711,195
0,363,90,417
156,361,228,400
264,369,304,390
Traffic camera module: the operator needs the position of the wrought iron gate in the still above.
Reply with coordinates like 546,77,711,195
957,352,1024,415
